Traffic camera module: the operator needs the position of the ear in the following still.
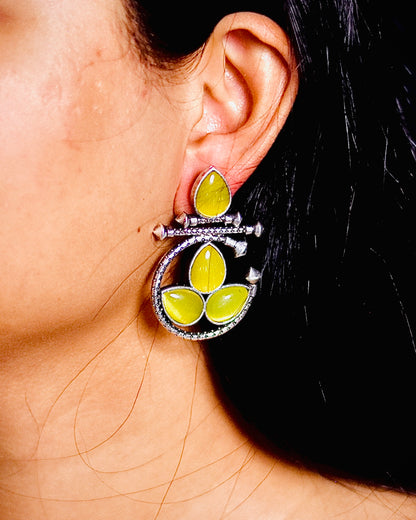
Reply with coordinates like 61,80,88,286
175,12,298,213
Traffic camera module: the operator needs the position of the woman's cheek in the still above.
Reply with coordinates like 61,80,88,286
0,62,135,330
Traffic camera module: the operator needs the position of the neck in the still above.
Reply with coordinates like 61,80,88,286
0,308,414,519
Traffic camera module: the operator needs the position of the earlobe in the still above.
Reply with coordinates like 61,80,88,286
176,12,298,213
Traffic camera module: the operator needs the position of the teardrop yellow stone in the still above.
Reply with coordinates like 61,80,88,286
162,288,204,326
194,169,231,218
190,244,226,294
205,285,249,325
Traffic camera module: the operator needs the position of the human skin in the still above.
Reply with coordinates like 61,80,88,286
0,0,188,343
0,1,415,519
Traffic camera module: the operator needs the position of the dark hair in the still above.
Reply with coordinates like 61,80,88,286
126,0,416,493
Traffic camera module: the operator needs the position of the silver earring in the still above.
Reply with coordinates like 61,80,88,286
151,167,262,340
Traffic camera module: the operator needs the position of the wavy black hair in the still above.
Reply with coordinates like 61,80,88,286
125,0,416,493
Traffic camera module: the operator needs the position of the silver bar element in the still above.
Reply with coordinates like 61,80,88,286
153,221,263,241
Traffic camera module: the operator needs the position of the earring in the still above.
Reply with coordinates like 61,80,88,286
151,167,262,340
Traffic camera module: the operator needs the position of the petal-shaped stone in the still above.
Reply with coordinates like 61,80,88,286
194,168,231,218
162,288,204,326
205,285,249,325
189,244,226,294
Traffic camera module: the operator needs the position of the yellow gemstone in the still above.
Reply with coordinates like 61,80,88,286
162,288,204,326
189,244,226,294
205,285,249,325
194,168,231,218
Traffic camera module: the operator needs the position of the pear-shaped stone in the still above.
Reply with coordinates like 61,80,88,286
205,285,249,325
162,287,204,326
194,168,231,218
189,244,226,294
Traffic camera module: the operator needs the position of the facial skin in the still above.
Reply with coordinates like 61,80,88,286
0,0,188,343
